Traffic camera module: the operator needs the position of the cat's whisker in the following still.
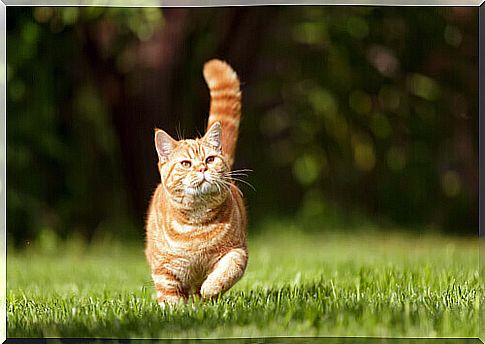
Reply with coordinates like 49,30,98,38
234,186,244,197
215,182,222,194
225,172,249,177
216,181,226,195
223,172,251,180
224,172,252,179
219,178,245,197
225,169,253,175
226,174,249,179
227,177,256,192
231,168,253,172
220,180,243,197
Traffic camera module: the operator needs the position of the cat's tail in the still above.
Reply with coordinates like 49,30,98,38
203,59,241,168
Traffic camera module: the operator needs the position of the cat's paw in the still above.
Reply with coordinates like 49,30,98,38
200,280,224,299
157,294,186,307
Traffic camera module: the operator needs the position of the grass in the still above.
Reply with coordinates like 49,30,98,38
7,223,481,339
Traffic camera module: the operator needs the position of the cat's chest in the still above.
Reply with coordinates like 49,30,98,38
170,220,210,234
165,219,231,248
170,219,228,233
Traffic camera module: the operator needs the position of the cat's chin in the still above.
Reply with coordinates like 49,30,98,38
184,182,218,197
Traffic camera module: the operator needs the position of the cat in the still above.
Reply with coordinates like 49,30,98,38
144,59,247,304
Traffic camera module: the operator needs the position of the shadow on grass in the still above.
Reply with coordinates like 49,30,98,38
7,278,479,338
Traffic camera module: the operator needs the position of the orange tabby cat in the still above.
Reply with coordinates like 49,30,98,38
145,59,247,304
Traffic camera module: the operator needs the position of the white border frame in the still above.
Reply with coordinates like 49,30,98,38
2,2,483,343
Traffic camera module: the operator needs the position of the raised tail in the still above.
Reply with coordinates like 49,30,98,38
203,59,241,168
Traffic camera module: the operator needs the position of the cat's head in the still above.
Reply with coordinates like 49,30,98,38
154,122,231,207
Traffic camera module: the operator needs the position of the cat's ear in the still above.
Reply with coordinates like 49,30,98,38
154,129,178,163
203,122,222,150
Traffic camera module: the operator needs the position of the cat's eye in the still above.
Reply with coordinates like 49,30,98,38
205,156,216,164
180,160,192,168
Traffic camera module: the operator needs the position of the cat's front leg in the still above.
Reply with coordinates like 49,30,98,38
200,247,248,299
151,269,187,305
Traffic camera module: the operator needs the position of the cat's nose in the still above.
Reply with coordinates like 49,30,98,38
197,164,207,172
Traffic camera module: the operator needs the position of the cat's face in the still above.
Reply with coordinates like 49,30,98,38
155,122,231,206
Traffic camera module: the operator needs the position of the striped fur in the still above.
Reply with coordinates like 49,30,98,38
145,60,247,305
203,59,242,168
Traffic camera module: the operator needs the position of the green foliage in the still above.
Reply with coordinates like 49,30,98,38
7,229,480,337
7,7,478,243
7,8,161,243
240,7,477,233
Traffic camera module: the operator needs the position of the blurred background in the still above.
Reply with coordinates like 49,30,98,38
7,7,478,247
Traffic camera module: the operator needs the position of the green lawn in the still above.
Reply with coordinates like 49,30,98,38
7,225,481,338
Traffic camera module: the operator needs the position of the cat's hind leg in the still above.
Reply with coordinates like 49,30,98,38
200,247,248,299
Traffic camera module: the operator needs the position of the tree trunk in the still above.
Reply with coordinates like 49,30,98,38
82,7,276,229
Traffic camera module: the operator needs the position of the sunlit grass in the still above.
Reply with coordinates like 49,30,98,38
7,224,481,338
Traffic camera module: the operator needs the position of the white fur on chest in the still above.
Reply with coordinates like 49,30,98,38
171,219,228,234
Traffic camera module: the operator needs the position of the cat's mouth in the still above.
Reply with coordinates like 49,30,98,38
195,176,209,186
